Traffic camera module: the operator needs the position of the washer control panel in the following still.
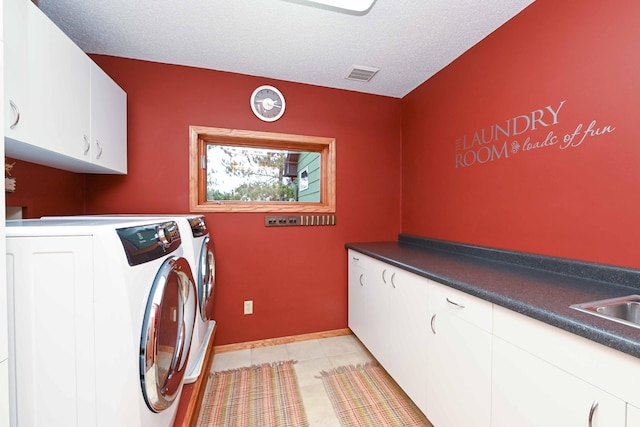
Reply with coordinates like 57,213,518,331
117,221,181,266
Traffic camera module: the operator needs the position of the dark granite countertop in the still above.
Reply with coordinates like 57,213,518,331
346,234,640,359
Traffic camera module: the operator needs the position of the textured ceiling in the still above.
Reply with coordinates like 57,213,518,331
37,0,535,98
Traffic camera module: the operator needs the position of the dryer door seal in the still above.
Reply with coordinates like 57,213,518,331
198,236,216,321
140,256,196,412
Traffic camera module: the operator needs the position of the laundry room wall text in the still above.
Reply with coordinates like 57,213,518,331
454,100,616,168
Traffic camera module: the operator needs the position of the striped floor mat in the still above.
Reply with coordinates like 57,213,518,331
196,361,309,427
319,362,432,427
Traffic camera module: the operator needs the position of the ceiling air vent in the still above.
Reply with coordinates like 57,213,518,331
346,65,379,82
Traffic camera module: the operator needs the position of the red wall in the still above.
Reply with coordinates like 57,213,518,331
4,158,85,218
87,56,402,345
401,0,640,269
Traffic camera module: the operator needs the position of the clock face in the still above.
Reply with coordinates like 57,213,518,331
251,85,286,122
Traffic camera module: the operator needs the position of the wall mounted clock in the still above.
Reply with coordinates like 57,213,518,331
250,85,286,122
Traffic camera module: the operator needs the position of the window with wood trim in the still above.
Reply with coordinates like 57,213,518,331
189,126,336,212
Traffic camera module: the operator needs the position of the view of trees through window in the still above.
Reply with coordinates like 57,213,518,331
206,145,320,202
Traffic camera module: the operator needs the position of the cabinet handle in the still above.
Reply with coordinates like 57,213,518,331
352,256,360,261
359,273,364,287
96,140,103,159
83,135,90,155
9,100,20,129
588,400,598,427
430,314,437,334
382,269,387,284
446,297,465,309
390,272,396,288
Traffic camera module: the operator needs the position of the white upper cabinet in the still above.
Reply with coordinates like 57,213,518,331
90,61,127,173
0,0,9,424
5,0,38,146
4,0,126,174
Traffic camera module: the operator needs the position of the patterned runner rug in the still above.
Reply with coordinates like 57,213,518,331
319,362,432,427
196,360,309,427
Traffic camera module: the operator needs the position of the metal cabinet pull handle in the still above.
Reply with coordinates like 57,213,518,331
446,297,465,309
359,273,364,287
430,314,437,334
83,135,90,155
9,100,20,129
588,400,598,427
96,140,103,159
382,269,387,284
352,256,360,261
390,272,396,288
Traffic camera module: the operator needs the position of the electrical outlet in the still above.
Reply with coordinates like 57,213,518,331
244,300,253,315
264,216,301,227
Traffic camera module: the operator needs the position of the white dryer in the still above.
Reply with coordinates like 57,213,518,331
5,218,197,427
41,214,217,384
176,215,216,383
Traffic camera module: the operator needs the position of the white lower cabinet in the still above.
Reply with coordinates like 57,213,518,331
385,268,428,413
347,250,640,427
347,252,369,345
426,282,492,427
628,404,640,426
347,250,428,413
347,252,388,366
0,363,6,427
492,337,626,427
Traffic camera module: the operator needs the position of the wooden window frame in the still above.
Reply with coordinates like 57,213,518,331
189,126,336,213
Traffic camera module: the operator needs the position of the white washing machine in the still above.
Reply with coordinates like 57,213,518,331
5,218,197,427
42,214,217,384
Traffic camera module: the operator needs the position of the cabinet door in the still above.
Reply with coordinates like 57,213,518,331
34,1,90,160
492,337,626,427
347,254,389,366
426,282,492,427
347,251,386,357
493,305,640,410
0,40,6,367
628,404,640,427
365,260,398,371
1,21,8,427
5,0,90,159
13,0,90,159
4,0,37,144
0,361,7,427
387,268,428,414
90,61,127,173
7,235,96,427
347,251,370,344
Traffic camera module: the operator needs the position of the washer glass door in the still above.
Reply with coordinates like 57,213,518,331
140,256,196,412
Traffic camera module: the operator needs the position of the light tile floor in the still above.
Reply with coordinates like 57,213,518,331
210,334,374,427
